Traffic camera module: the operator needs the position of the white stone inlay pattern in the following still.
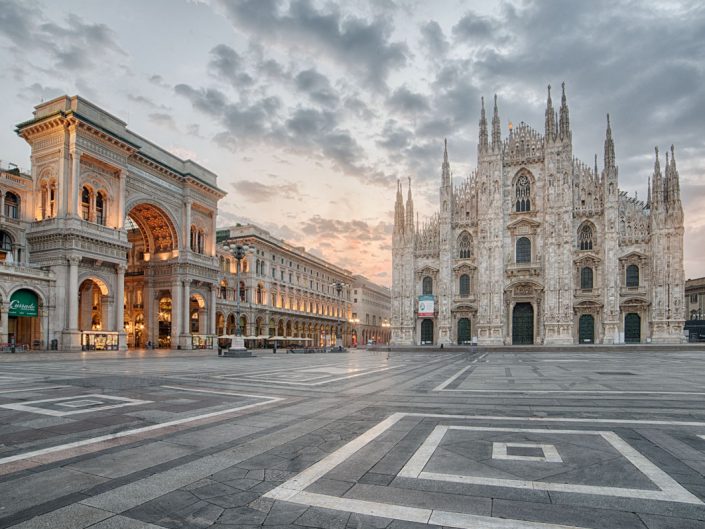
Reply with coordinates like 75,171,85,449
492,442,563,462
0,394,152,417
265,412,704,529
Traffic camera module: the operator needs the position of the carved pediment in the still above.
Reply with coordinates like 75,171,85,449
619,251,648,262
621,297,650,307
507,217,541,231
574,253,602,266
452,263,477,273
505,280,544,297
415,266,439,279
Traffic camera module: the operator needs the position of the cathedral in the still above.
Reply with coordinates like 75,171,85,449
391,84,685,346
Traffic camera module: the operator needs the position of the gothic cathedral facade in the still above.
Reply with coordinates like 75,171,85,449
391,84,685,346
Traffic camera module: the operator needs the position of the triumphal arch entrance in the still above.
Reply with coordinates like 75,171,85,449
16,95,225,350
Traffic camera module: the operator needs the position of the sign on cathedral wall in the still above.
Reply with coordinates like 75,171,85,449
418,295,434,317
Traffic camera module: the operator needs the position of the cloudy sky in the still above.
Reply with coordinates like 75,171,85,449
1,0,704,285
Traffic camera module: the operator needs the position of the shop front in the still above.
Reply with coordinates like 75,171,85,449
7,289,42,349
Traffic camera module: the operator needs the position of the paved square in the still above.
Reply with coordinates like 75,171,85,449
0,349,704,529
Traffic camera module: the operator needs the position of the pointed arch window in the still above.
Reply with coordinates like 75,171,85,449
580,267,593,290
458,232,472,259
578,224,594,250
422,276,433,295
516,237,531,263
626,264,639,288
515,175,531,212
459,274,470,297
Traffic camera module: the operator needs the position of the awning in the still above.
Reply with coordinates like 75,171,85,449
9,289,38,317
255,335,269,340
269,336,286,340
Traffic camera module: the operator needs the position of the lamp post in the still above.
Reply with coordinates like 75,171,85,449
330,281,348,348
222,242,253,354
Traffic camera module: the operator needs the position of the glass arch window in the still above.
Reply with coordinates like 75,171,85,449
422,276,433,295
581,266,593,290
0,230,12,252
516,237,531,263
81,187,91,220
96,193,105,225
579,224,594,250
459,274,470,297
626,264,639,287
515,175,531,212
458,232,472,259
4,192,18,219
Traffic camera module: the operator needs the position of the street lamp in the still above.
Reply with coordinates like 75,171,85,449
222,242,252,337
330,281,348,348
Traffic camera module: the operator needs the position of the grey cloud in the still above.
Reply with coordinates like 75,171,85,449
149,74,170,89
231,180,301,203
376,120,412,151
420,20,448,57
218,0,409,90
208,44,254,86
451,11,507,45
148,112,178,130
174,84,228,116
19,82,64,102
0,5,126,72
295,69,339,107
299,215,392,242
387,86,430,115
343,96,375,120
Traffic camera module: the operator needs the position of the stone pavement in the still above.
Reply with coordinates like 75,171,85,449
0,349,704,528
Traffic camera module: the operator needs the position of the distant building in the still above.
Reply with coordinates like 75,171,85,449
392,84,685,346
216,224,353,347
686,277,705,320
350,275,391,346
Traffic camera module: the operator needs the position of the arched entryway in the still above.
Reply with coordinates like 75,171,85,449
420,319,434,345
512,303,534,345
625,313,641,343
578,314,595,344
457,318,471,344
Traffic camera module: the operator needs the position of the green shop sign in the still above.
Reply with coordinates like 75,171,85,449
9,289,38,317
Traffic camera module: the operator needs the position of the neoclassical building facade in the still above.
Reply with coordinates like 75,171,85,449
214,224,353,348
392,85,685,346
0,95,225,350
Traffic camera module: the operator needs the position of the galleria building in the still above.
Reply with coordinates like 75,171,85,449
0,95,393,351
392,84,686,346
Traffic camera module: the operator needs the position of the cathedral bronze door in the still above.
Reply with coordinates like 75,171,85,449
512,303,534,345
579,314,594,344
625,313,641,343
457,318,471,344
420,319,434,345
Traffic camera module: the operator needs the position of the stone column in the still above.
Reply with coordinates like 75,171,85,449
210,210,217,256
0,302,8,343
62,255,82,350
118,170,127,229
183,199,192,251
171,278,182,349
0,192,5,219
70,148,81,218
210,285,217,335
115,264,127,350
181,280,191,349
67,256,80,330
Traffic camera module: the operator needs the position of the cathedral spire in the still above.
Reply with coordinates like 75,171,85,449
544,84,556,141
594,154,598,178
479,97,489,153
405,176,414,233
604,114,616,170
664,150,670,205
669,145,680,201
559,81,570,140
647,175,651,209
491,94,501,149
651,146,662,209
442,138,451,186
394,179,405,234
